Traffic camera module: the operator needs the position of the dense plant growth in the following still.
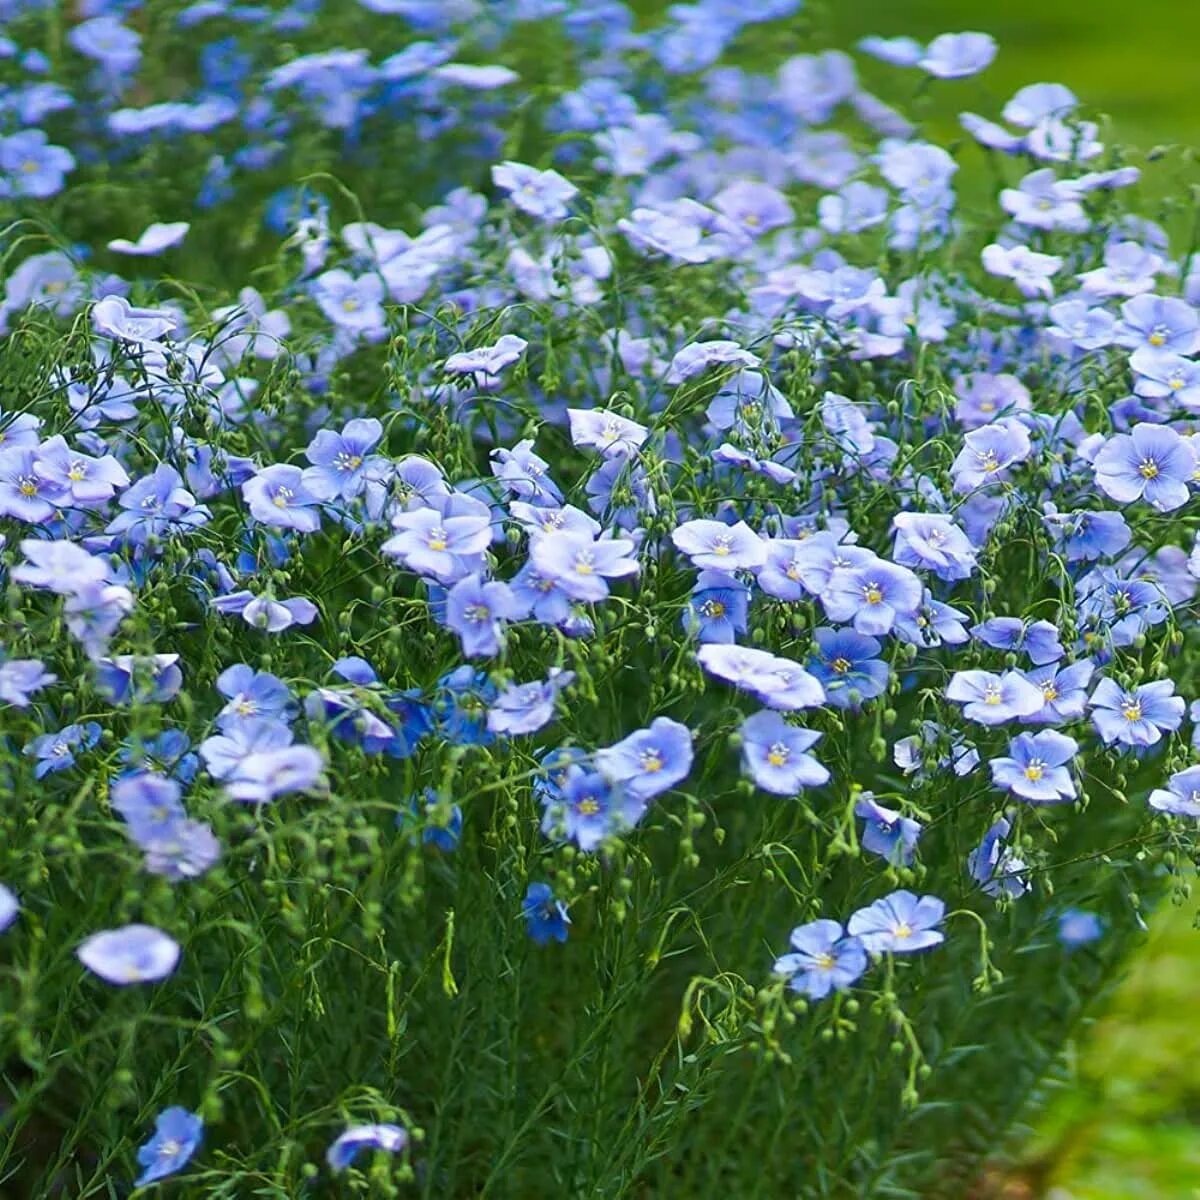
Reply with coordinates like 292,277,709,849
1,0,1199,1195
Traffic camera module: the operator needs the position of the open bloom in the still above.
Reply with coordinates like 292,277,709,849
808,628,889,709
773,919,867,999
1093,423,1194,511
1090,678,1185,747
492,160,577,221
945,670,1045,725
595,717,693,803
530,531,639,602
820,557,922,635
989,731,1078,803
739,710,829,795
242,465,322,532
134,1107,203,1187
848,890,945,954
671,519,766,571
1148,765,1200,818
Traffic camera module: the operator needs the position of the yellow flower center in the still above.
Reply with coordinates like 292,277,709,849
1138,459,1159,480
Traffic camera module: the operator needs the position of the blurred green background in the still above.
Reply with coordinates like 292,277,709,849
838,6,1200,1196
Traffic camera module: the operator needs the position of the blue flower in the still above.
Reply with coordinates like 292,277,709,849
808,628,889,709
487,669,575,736
1116,294,1199,355
855,794,922,865
971,617,1064,665
492,161,577,222
327,1123,408,1171
945,670,1044,726
0,658,56,707
0,883,19,932
444,573,523,659
119,731,200,784
1090,677,1185,748
989,731,1078,803
77,924,180,985
1149,765,1200,817
24,722,101,778
1093,423,1193,511
773,919,867,999
894,593,970,648
1020,661,1094,725
433,667,498,747
302,417,387,501
94,654,183,705
672,518,766,571
1044,509,1131,563
542,769,640,851
0,129,75,199
918,31,996,79
738,710,829,795
216,664,295,728
1058,909,1105,947
398,789,463,852
134,1107,203,1187
111,774,187,846
682,571,749,644
821,556,922,636
142,820,221,882
967,818,1029,899
522,882,570,945
241,465,323,533
530,531,639,602
950,418,1032,490
105,465,208,545
890,512,977,580
594,716,693,804
847,890,945,954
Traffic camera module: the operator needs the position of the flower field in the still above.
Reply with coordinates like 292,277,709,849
1,1,1198,1196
